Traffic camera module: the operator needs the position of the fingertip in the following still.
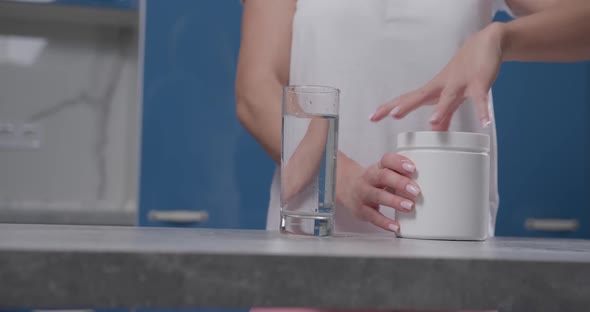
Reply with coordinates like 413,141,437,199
429,111,441,124
400,200,414,211
481,116,491,128
471,93,491,129
388,223,400,233
390,106,401,119
431,124,446,132
370,109,387,122
401,161,416,173
431,116,452,131
365,206,400,233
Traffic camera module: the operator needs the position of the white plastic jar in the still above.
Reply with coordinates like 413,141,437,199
396,131,490,241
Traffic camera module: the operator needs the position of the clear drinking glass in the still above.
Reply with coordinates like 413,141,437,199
280,85,340,237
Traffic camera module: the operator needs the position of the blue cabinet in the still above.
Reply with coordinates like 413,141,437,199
493,13,590,238
139,0,273,230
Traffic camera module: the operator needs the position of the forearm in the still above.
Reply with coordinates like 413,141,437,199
497,1,590,62
236,0,295,163
282,119,330,201
237,80,362,208
236,78,283,163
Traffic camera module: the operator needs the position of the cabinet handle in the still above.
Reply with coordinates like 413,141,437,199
148,210,208,224
525,219,579,232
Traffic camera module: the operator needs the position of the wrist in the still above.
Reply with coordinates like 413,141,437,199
335,152,363,207
487,21,512,62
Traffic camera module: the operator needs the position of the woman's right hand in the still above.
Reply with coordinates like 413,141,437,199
336,152,421,233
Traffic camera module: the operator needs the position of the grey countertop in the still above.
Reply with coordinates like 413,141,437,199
0,208,136,226
1,224,590,311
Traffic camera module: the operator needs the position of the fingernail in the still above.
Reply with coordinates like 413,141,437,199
400,200,413,211
481,117,491,128
391,106,401,118
406,184,421,197
369,113,375,121
402,162,415,173
430,111,440,124
388,223,399,232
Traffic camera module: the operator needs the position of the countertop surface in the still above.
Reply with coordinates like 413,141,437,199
1,224,590,311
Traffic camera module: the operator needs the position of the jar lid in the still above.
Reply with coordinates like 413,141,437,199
397,131,490,152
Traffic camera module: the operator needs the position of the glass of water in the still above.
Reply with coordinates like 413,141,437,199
280,85,340,237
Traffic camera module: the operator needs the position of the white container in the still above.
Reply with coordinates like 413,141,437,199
396,131,490,241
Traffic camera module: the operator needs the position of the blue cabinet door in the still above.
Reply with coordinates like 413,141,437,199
139,0,273,230
493,13,590,238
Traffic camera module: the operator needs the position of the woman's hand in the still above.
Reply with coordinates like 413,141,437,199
370,23,506,131
336,152,421,233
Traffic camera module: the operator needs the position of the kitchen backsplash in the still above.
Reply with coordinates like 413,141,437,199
0,17,140,216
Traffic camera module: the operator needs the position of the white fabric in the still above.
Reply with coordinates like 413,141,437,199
267,0,512,236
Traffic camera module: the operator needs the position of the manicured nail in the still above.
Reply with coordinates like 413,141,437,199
400,200,413,211
388,223,400,232
429,111,440,124
391,106,401,118
402,162,415,173
481,117,491,128
406,184,421,197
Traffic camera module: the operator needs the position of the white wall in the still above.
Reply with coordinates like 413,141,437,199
0,18,140,219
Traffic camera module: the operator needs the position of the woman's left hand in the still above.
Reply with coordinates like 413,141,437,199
370,23,505,130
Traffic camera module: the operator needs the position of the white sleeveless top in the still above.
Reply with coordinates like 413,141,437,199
267,0,512,236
